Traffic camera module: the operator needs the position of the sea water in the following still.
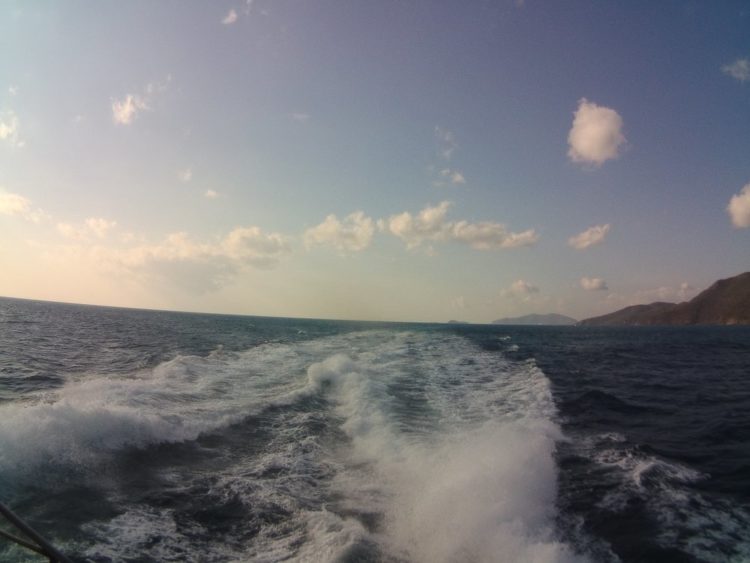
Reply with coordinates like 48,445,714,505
0,297,748,562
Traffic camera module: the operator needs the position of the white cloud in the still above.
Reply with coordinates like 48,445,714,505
221,226,290,268
580,277,608,291
381,201,538,250
304,211,375,253
727,183,750,228
511,279,539,294
112,94,148,125
435,126,458,160
86,218,117,238
722,58,750,82
78,226,291,293
8,86,18,96
0,191,31,216
568,223,610,249
57,222,86,240
381,201,452,249
438,168,466,186
205,189,219,199
501,279,540,300
0,111,23,148
179,168,193,182
451,220,539,249
0,191,47,222
222,8,238,24
58,217,116,240
567,98,626,166
112,77,170,126
290,113,310,122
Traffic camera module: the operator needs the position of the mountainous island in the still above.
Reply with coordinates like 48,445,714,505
492,313,577,326
580,272,750,326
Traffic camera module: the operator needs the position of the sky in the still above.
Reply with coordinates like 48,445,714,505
1,0,749,323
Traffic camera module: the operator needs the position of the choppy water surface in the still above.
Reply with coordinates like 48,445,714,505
0,298,748,562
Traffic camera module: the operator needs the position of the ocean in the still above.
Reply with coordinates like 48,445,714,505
0,297,748,562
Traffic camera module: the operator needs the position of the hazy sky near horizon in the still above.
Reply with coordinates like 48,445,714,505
1,0,748,322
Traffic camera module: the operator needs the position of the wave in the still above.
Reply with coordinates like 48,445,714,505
575,432,750,562
279,341,583,562
1,330,584,561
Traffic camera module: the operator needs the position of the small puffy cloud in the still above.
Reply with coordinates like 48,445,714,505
568,223,610,249
382,201,452,249
568,98,626,166
381,201,538,250
435,126,458,160
451,221,538,249
438,168,466,186
0,191,47,222
222,8,238,24
290,113,310,122
8,86,18,96
0,191,31,216
221,226,290,268
727,183,750,228
57,222,86,240
81,225,291,292
722,58,750,82
510,279,539,294
580,277,608,291
179,168,193,182
111,232,233,293
86,218,117,238
304,211,375,253
58,217,116,240
112,94,148,125
0,111,23,148
112,77,169,126
501,279,540,301
205,189,219,199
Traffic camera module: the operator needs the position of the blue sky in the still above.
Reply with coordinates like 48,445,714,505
1,0,748,322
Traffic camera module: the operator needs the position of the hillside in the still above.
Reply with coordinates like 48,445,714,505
580,272,750,326
492,313,577,326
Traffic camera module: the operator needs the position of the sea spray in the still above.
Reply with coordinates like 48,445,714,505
302,349,583,562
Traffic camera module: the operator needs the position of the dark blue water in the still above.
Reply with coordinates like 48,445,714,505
0,297,748,562
463,326,750,562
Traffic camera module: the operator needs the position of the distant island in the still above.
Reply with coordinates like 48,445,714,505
580,272,750,326
492,313,577,326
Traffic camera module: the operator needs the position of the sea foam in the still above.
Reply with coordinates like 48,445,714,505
296,336,584,563
1,329,584,562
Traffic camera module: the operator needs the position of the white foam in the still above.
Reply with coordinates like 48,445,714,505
5,329,585,561
589,441,750,560
382,422,578,563
297,334,585,562
0,335,358,472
